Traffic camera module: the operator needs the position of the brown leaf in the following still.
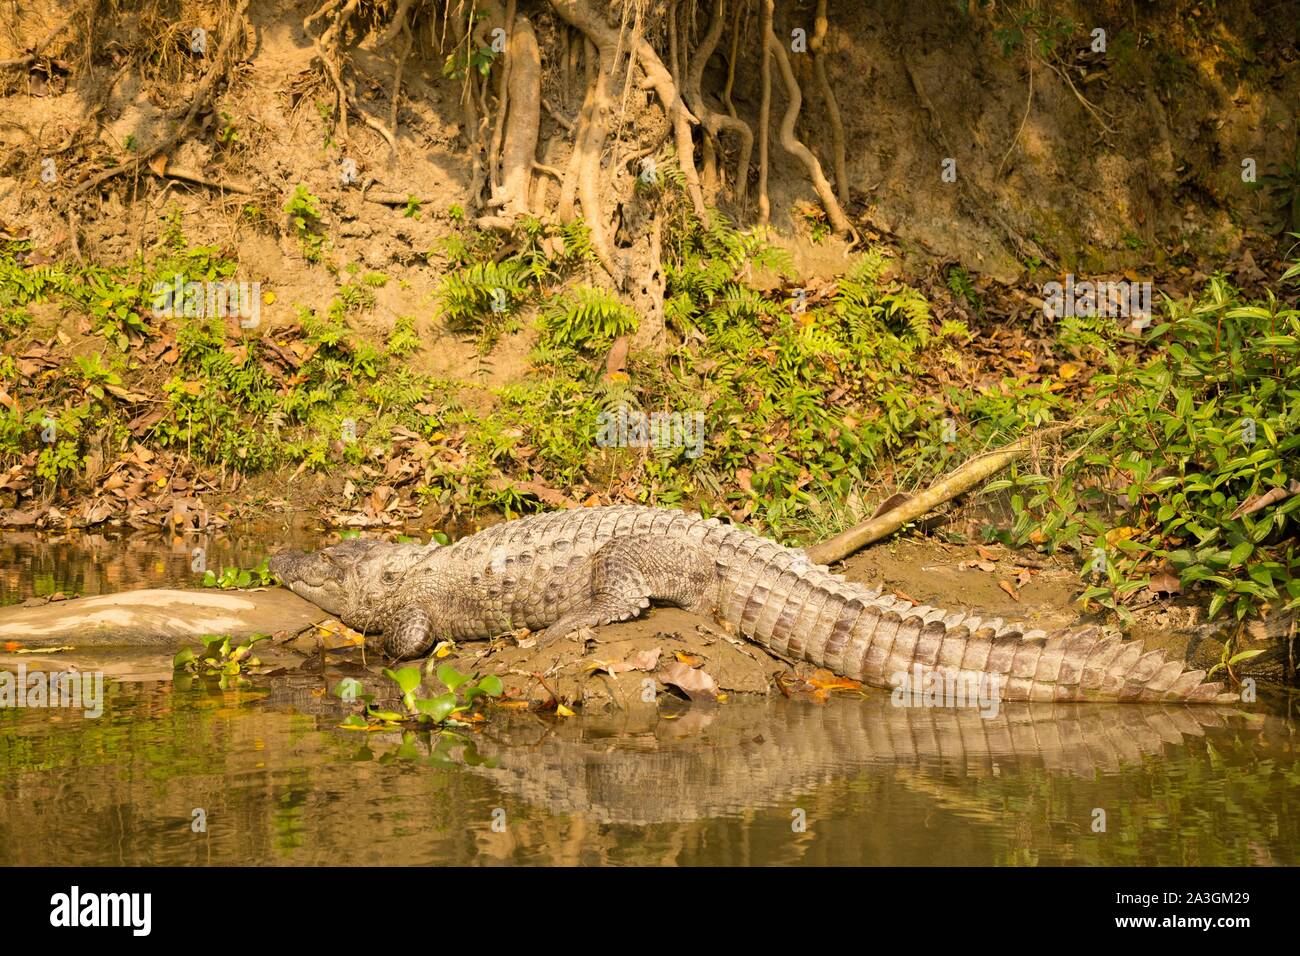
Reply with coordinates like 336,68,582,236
654,661,718,701
807,669,861,692
589,646,662,675
997,579,1020,602
870,492,911,519
1147,571,1182,595
103,382,149,403
604,336,628,376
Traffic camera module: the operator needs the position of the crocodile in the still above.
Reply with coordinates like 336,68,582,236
268,504,1238,703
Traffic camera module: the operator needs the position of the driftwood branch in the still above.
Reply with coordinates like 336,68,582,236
806,437,1036,566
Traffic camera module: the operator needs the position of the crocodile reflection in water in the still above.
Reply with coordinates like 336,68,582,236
412,696,1254,827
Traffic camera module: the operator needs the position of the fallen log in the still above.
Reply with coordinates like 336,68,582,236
806,437,1036,566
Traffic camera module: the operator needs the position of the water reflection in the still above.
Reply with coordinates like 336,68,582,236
0,678,1295,866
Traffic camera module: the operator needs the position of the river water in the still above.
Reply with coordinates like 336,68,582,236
1,530,1297,866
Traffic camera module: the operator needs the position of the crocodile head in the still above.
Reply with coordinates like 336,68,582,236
269,538,429,633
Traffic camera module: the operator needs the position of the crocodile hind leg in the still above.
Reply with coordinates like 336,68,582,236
535,535,715,646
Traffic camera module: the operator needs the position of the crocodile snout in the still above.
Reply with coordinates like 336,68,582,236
269,549,314,585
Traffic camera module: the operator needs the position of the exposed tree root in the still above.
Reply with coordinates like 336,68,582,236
756,0,771,225
810,0,848,207
483,14,541,222
388,21,414,141
556,51,597,222
306,0,361,141
764,0,851,238
807,434,1052,565
447,0,488,211
0,1,88,69
684,0,753,212
487,0,518,197
77,0,252,195
722,0,744,120
548,0,707,223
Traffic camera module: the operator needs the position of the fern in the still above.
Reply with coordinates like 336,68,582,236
436,260,529,332
540,285,638,351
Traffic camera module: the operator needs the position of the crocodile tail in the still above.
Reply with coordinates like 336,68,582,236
817,587,1238,704
715,537,1239,704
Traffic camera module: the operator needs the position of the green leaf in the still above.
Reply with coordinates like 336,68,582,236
383,666,423,695
414,693,458,723
333,677,364,699
1227,648,1267,666
1227,541,1253,567
436,664,471,692
172,647,196,668
1207,592,1227,620
477,674,504,697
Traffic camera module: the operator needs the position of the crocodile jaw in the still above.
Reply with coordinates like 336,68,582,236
268,549,349,617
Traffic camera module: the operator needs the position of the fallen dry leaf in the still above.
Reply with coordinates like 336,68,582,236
1229,481,1300,520
997,579,1021,602
587,646,662,675
807,669,862,693
655,661,718,702
1147,571,1182,595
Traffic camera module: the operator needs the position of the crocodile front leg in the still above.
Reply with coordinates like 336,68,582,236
536,534,715,646
383,605,436,659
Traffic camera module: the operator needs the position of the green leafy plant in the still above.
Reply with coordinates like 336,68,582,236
334,663,504,731
173,633,271,689
285,185,326,262
986,269,1300,626
540,285,638,351
201,558,275,589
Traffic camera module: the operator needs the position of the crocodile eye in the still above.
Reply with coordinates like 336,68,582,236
381,570,398,584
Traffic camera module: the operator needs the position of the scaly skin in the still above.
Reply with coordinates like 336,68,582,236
269,505,1238,703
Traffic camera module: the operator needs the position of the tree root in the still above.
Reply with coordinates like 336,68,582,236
764,0,851,238
307,0,361,141
810,0,848,207
487,0,517,196
447,0,488,211
805,436,1041,565
0,1,88,69
756,0,771,225
684,0,753,212
557,51,597,222
548,0,707,224
722,0,744,120
389,21,414,141
485,14,541,221
77,0,251,195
